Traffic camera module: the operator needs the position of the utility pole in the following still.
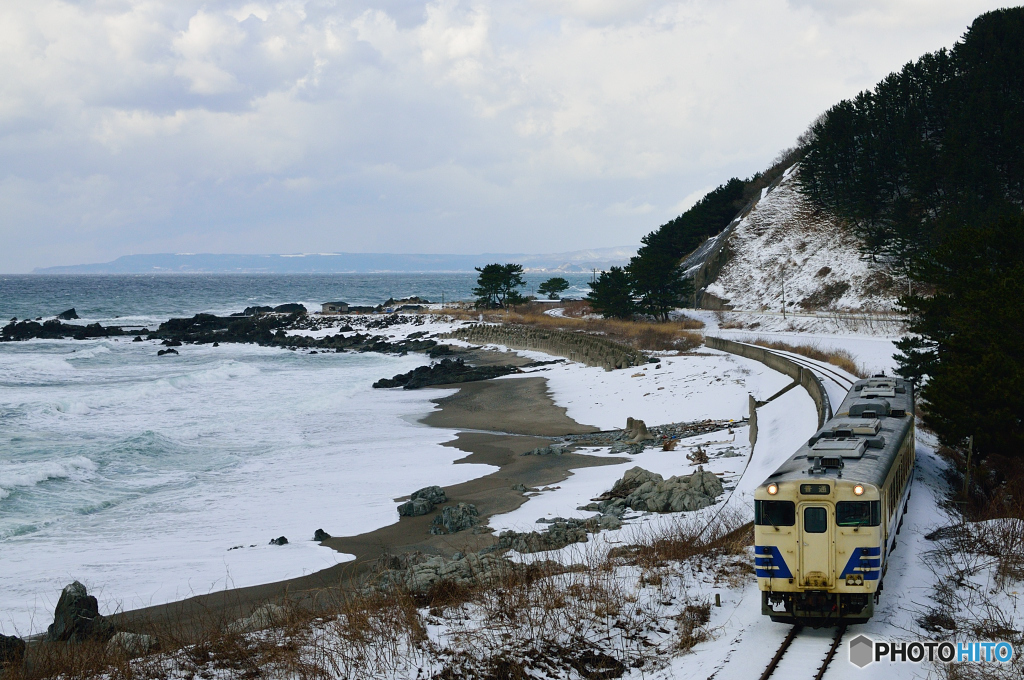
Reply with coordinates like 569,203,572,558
962,436,974,499
781,263,787,320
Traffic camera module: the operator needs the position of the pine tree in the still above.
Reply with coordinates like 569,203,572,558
895,214,1024,462
537,277,570,299
472,263,526,309
587,267,634,319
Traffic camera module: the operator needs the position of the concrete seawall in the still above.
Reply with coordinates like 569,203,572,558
442,324,647,371
705,335,833,430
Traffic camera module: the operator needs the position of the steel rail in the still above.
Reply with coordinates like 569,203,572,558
757,624,802,680
813,625,848,680
762,348,857,391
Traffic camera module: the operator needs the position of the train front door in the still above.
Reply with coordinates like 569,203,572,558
799,505,834,588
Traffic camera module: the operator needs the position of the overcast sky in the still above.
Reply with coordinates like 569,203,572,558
0,0,1015,272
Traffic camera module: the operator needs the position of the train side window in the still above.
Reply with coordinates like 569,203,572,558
804,506,828,533
836,501,881,527
755,500,795,526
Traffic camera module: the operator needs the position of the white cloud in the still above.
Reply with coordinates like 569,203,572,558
0,0,1016,271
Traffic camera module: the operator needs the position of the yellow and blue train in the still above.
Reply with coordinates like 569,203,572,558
754,375,915,625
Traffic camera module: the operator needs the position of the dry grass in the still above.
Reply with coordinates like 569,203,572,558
433,303,704,353
9,510,755,680
748,339,867,378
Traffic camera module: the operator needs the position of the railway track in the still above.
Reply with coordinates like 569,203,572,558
761,347,857,391
757,624,847,680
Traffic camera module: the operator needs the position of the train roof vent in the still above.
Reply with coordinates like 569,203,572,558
811,438,867,459
809,455,845,474
828,419,881,436
849,399,891,418
861,378,897,397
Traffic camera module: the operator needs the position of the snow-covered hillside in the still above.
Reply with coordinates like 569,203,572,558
704,166,900,313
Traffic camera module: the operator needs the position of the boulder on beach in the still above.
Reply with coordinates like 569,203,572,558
57,308,79,320
0,634,25,668
227,604,286,634
429,503,479,535
106,631,159,657
46,581,115,643
398,485,448,517
594,466,724,515
269,536,288,546
313,528,331,541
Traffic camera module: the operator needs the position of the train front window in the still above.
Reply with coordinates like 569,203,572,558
836,501,881,526
804,506,828,533
755,500,795,527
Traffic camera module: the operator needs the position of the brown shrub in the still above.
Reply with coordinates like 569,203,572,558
749,339,867,378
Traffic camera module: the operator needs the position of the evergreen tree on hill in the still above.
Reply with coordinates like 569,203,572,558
895,214,1024,463
798,7,1024,269
628,243,694,321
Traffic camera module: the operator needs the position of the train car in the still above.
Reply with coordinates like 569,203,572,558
754,375,915,625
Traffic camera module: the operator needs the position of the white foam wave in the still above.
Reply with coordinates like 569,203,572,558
0,457,98,500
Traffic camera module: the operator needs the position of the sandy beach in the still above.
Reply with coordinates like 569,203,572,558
112,350,626,637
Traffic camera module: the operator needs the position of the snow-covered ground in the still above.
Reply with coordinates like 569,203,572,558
46,312,1018,679
705,166,901,314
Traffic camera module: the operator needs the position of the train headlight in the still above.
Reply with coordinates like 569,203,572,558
853,484,865,496
767,483,778,496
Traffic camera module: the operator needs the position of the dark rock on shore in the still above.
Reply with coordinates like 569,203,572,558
132,335,143,342
273,303,306,314
373,357,520,389
429,503,479,535
57,308,79,320
2,319,127,342
397,485,448,517
313,528,331,541
46,581,115,643
0,634,25,667
588,466,724,514
269,536,289,546
157,348,178,356
232,306,274,317
523,444,566,456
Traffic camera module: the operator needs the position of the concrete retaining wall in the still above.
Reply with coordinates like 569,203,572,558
705,336,833,429
443,324,647,371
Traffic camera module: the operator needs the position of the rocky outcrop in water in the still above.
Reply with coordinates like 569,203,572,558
57,308,79,320
157,348,178,356
429,503,479,534
1,319,127,341
373,358,520,389
46,582,115,643
313,528,331,541
269,536,289,546
397,486,447,517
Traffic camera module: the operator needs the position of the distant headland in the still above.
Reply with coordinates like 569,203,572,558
32,248,638,275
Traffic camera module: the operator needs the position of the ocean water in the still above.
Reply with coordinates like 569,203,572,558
0,274,597,636
0,273,597,326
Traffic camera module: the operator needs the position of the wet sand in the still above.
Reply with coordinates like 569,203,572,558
113,361,624,636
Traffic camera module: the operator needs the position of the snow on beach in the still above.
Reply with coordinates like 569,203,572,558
0,323,489,636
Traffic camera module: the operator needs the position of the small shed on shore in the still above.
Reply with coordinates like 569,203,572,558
321,301,349,314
